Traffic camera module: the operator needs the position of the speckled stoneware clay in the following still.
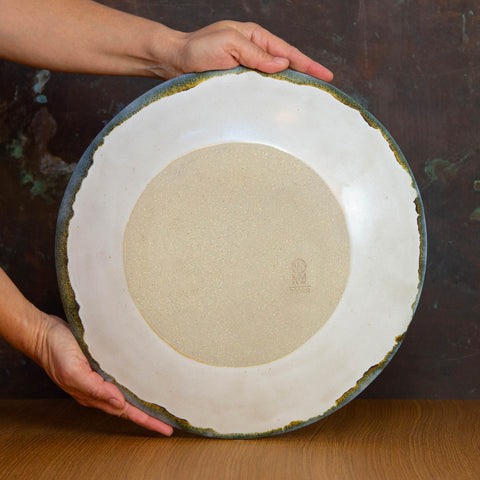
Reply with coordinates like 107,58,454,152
56,67,426,438
124,142,351,367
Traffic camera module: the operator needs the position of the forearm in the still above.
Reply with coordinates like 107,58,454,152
0,267,47,364
0,0,185,77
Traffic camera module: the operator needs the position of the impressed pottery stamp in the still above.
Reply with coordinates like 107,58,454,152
290,258,311,294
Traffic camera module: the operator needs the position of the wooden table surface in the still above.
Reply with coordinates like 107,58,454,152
1,399,478,479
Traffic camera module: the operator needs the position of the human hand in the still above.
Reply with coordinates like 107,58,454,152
1,2,332,81
35,314,173,436
161,20,333,82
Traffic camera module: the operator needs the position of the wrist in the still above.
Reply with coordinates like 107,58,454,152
27,308,54,368
143,24,187,79
7,299,49,367
0,268,50,366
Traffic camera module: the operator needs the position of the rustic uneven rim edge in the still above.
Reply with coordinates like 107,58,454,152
55,67,427,438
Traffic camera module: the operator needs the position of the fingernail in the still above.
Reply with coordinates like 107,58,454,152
273,57,288,64
109,398,122,409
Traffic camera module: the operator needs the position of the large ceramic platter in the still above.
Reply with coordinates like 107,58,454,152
56,67,426,438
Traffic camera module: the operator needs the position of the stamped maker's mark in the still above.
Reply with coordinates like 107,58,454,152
290,258,311,294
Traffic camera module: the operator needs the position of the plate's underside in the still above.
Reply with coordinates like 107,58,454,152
56,68,426,438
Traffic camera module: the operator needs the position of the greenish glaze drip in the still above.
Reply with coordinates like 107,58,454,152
413,196,427,314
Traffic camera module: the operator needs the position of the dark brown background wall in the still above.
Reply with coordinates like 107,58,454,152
0,0,478,399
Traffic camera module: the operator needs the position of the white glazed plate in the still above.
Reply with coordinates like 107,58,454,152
56,68,426,437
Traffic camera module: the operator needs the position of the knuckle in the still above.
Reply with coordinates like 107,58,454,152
224,28,240,41
215,20,232,29
243,21,259,29
212,20,238,33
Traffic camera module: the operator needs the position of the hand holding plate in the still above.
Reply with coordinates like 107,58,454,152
172,20,334,81
36,314,174,436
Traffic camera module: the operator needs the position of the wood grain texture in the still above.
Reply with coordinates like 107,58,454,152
0,400,478,479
